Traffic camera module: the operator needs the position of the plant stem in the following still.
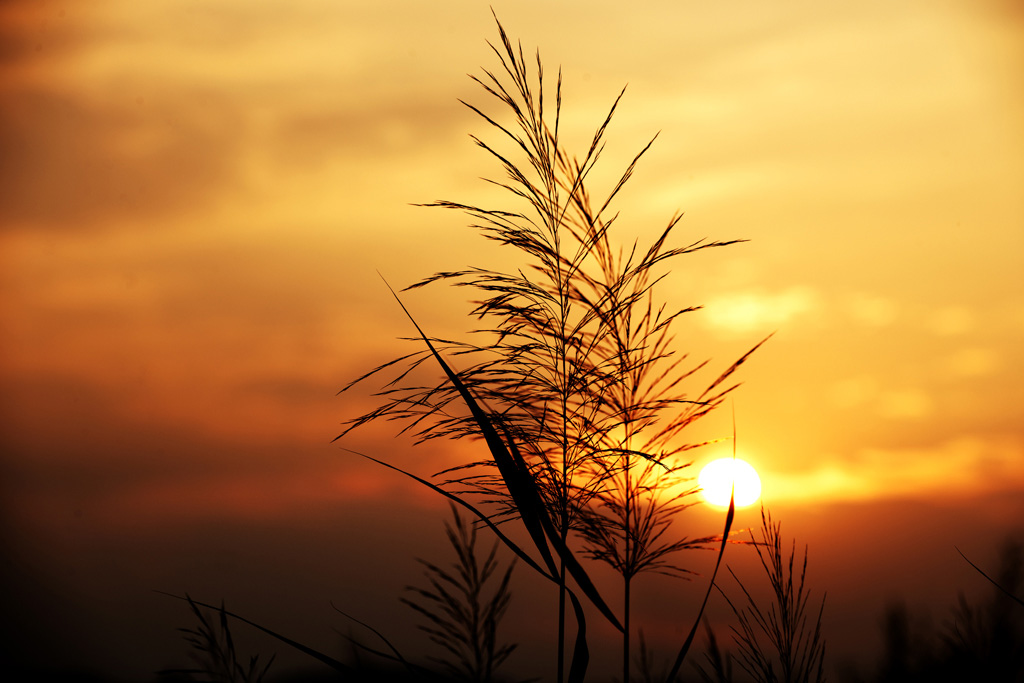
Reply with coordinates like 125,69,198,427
624,572,632,683
557,559,566,683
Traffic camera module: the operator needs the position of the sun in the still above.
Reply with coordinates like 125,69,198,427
698,458,762,507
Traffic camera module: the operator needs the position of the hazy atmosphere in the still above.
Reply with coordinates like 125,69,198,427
1,1,1022,681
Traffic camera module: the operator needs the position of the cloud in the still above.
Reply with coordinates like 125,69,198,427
878,389,934,419
0,366,451,532
0,86,246,231
0,1,79,68
929,306,975,336
847,293,898,327
763,434,1024,504
268,97,470,170
943,347,999,378
828,375,879,409
702,286,819,335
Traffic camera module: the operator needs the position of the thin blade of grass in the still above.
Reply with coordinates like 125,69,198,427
155,591,353,674
663,413,740,682
956,546,1024,608
328,602,439,679
664,491,734,682
566,589,589,683
496,417,625,633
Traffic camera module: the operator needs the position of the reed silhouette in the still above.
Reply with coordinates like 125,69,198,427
695,507,826,683
337,12,762,683
400,504,519,683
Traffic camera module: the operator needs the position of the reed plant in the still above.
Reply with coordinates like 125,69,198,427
154,14,770,683
697,506,826,683
573,241,763,682
338,13,763,683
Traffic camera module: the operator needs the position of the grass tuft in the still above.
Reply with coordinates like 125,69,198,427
159,595,275,683
401,504,520,683
698,506,826,683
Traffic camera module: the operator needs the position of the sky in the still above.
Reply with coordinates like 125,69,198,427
1,0,1022,680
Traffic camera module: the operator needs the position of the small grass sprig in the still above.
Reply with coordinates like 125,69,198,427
706,506,826,683
402,504,519,683
160,595,275,683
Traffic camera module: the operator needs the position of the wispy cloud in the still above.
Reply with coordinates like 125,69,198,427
877,389,934,420
702,286,819,336
0,87,246,230
763,434,1024,504
929,306,976,336
846,293,899,328
942,347,1000,378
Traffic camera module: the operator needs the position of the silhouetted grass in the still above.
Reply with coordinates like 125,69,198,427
400,504,519,683
159,595,275,683
695,506,826,683
860,538,1024,683
337,12,760,682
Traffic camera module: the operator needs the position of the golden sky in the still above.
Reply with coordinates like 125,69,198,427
3,0,1021,526
2,0,1023,678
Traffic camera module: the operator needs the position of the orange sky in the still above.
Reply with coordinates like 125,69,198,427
1,0,1023,678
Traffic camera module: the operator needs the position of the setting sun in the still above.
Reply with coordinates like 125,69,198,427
699,457,762,507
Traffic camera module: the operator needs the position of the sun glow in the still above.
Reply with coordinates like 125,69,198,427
699,458,762,507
